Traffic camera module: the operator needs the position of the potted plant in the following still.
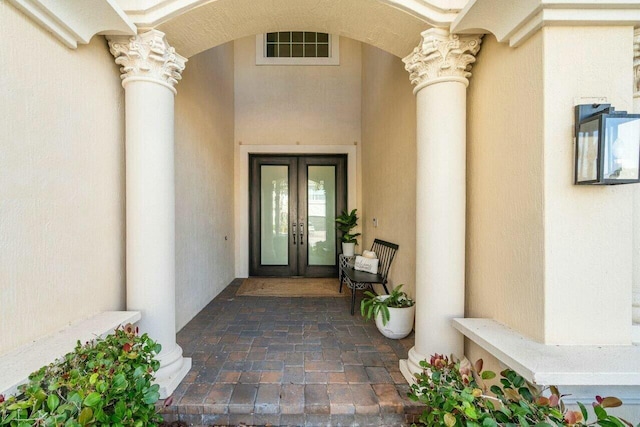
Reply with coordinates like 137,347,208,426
360,284,415,339
335,208,361,256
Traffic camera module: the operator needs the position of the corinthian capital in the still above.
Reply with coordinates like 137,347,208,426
634,28,640,98
107,30,187,93
403,28,482,92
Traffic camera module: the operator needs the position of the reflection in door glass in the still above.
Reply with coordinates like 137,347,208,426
261,166,288,265
308,166,336,266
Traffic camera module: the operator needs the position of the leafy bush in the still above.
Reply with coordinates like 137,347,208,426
0,324,162,426
409,353,636,427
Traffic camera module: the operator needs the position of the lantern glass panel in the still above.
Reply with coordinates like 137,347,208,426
576,118,599,183
603,117,640,181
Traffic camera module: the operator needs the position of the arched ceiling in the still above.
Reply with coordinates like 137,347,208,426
135,0,464,58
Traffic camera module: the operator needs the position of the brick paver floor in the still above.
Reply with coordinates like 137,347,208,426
159,279,423,426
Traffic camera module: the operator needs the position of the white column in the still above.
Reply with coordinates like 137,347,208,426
632,28,640,340
400,28,481,381
107,30,191,398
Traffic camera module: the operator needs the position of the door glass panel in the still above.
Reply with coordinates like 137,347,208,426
307,166,336,266
261,166,289,265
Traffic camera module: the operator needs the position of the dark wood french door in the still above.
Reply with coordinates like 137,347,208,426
249,154,347,277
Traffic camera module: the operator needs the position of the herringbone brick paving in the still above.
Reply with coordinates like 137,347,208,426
159,279,421,426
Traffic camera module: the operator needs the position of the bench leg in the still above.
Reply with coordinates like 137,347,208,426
351,287,356,315
382,282,390,295
339,274,343,293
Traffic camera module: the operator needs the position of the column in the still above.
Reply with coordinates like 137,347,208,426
107,30,191,398
399,28,481,381
633,28,640,334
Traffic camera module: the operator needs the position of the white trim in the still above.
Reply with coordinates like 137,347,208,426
234,144,357,277
255,34,340,66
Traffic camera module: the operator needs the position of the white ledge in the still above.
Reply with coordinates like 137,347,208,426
453,318,640,386
0,311,141,397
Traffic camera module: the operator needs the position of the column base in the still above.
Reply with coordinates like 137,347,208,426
399,346,427,384
155,344,192,399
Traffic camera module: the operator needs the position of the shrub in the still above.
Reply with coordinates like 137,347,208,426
0,324,162,426
408,353,636,427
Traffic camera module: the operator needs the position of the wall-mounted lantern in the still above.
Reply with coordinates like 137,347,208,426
574,104,640,185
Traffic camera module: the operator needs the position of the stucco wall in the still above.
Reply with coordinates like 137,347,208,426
467,28,634,346
466,33,546,342
234,35,362,146
175,42,236,331
361,45,417,297
542,26,633,345
233,35,363,276
0,4,125,354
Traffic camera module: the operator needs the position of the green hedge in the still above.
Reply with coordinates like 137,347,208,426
409,354,636,427
0,324,162,427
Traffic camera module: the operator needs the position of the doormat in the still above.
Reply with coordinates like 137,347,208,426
237,277,343,297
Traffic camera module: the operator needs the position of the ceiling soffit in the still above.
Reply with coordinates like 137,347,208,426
452,0,640,47
7,0,136,48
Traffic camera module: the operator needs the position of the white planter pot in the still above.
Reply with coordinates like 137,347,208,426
374,296,415,339
342,242,356,256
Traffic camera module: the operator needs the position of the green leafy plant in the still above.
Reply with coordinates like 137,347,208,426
335,208,361,244
361,284,415,326
409,353,636,427
0,324,163,426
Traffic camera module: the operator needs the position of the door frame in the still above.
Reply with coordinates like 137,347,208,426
248,154,347,277
235,144,358,277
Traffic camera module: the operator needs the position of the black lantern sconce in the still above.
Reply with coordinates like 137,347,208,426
574,104,640,185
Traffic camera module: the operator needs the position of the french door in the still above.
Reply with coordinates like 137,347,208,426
249,154,347,277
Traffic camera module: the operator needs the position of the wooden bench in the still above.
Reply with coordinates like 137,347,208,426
0,311,140,397
339,239,399,315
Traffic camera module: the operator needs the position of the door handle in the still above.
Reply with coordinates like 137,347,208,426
299,222,304,245
292,222,297,245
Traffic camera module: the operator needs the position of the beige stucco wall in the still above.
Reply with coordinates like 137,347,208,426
234,35,362,146
0,4,125,354
361,44,417,298
466,33,546,342
175,42,236,331
233,35,363,276
542,26,634,345
467,27,634,346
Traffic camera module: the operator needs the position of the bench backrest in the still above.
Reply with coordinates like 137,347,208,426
370,239,399,284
